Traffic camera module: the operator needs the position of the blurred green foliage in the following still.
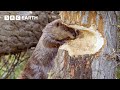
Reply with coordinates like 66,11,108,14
116,66,120,79
0,50,32,79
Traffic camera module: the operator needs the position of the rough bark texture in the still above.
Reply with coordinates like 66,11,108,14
48,50,94,79
91,11,118,79
0,11,59,56
48,11,118,79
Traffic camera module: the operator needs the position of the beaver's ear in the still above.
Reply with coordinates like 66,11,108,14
53,19,62,27
55,21,61,27
42,19,62,33
50,19,61,25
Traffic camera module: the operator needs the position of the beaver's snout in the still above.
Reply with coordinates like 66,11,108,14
67,28,80,39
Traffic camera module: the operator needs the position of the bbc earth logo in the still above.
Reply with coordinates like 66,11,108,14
4,15,38,20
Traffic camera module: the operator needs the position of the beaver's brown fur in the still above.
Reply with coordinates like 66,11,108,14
19,19,78,79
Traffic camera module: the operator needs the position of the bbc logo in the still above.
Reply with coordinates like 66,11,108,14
4,15,21,20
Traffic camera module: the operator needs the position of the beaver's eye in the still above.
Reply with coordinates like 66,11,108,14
56,22,60,27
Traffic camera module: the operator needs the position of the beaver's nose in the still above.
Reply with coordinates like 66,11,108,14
68,28,79,39
75,30,80,37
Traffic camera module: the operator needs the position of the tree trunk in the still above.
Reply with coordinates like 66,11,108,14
0,11,58,56
91,11,118,79
48,11,118,79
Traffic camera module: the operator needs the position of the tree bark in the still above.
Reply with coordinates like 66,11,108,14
0,11,59,56
48,11,118,79
92,11,119,79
